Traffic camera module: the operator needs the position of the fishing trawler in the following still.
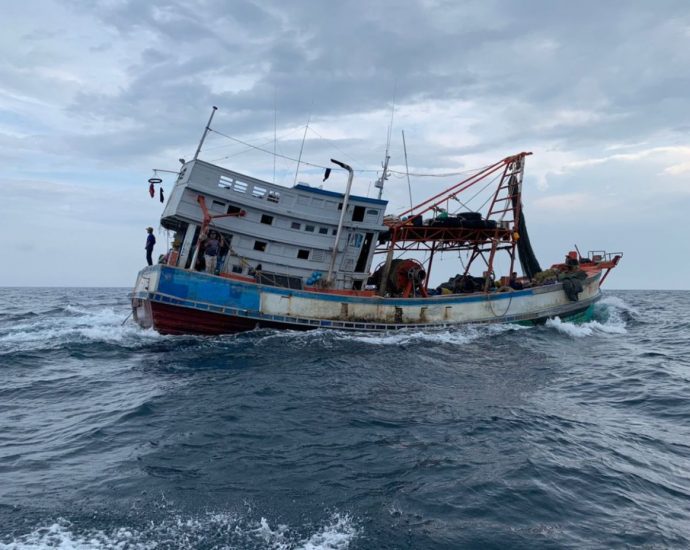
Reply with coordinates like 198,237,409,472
131,108,621,334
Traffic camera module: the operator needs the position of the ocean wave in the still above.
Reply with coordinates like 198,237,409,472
251,322,528,350
0,306,164,354
342,322,526,346
0,511,358,550
598,295,640,317
543,294,637,338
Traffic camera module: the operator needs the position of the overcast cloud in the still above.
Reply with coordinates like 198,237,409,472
1,0,689,288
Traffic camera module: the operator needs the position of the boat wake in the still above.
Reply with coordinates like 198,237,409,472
0,510,357,550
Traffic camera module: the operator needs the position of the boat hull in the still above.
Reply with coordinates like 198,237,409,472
131,265,601,335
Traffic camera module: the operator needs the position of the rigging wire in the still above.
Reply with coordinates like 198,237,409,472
208,128,331,171
208,126,306,163
450,171,502,213
207,127,490,178
401,129,413,210
306,125,359,165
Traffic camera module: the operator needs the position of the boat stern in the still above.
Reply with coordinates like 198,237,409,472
131,265,162,329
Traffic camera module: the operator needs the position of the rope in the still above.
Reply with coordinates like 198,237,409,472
486,290,514,318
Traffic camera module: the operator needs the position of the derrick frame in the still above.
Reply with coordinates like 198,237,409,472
376,152,531,294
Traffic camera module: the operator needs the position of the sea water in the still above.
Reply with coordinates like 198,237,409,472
0,288,688,548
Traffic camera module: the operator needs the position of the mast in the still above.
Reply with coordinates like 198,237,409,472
375,154,390,200
375,104,394,199
193,106,218,160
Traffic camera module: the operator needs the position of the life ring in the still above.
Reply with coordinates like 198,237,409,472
148,177,163,184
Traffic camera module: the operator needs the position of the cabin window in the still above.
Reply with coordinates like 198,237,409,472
291,222,301,230
254,240,267,252
367,209,378,216
233,181,248,193
332,229,338,235
232,265,243,274
305,224,315,232
349,233,363,247
219,175,234,189
318,227,328,234
211,200,226,212
261,214,273,225
338,203,343,210
267,191,280,203
297,249,310,260
227,204,242,215
252,186,267,198
352,206,365,222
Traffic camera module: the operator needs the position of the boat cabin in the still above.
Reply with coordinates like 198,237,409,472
159,159,388,291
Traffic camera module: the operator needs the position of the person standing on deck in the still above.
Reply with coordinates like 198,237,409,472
203,231,220,274
145,227,156,266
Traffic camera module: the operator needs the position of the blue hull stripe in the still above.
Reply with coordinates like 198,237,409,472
150,265,586,307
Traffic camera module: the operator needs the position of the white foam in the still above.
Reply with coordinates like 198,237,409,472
346,321,528,345
546,316,627,338
254,322,527,349
296,513,357,550
0,520,148,550
252,516,291,549
0,306,164,353
0,511,358,550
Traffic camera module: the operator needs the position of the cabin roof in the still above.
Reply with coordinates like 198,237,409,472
293,183,387,206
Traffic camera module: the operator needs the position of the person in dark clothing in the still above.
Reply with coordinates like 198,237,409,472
215,234,230,275
145,227,156,266
203,231,220,274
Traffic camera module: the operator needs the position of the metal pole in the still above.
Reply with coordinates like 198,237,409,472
376,153,390,200
193,106,218,160
326,159,354,285
378,230,396,296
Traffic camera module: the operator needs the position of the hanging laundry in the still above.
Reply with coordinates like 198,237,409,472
159,187,165,203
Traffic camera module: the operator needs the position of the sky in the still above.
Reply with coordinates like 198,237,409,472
1,0,689,289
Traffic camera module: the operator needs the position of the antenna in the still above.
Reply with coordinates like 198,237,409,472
273,89,277,183
402,130,413,210
193,106,218,160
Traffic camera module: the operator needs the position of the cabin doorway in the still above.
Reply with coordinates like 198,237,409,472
355,232,374,273
184,226,201,269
